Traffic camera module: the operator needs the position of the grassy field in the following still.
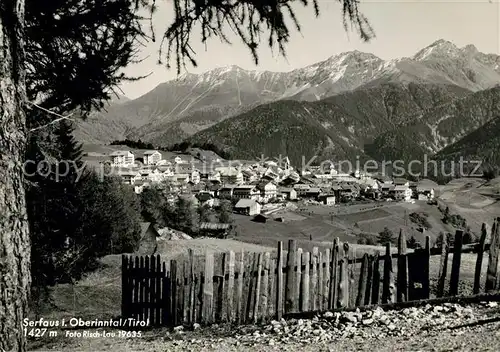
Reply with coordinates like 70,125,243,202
234,199,457,250
437,177,500,233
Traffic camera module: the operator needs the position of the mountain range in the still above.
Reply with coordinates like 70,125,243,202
75,39,500,169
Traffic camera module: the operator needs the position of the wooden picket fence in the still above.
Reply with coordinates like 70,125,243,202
121,218,500,327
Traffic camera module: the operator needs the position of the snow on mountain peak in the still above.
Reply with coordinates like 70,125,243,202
413,39,460,60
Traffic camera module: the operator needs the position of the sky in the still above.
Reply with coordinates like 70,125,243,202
120,0,500,99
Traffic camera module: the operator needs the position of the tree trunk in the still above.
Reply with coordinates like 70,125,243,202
0,1,30,351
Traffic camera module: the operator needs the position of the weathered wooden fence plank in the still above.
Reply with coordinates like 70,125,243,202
176,261,185,325
371,252,381,305
121,256,129,319
226,251,235,322
364,255,374,306
348,246,356,307
301,251,310,312
318,251,324,311
449,230,464,296
236,250,245,324
296,248,303,312
244,253,256,323
437,236,449,297
329,239,339,310
323,248,330,310
285,240,297,313
268,256,276,319
397,230,409,303
170,260,177,326
216,253,227,322
311,247,318,311
423,236,431,300
186,249,194,324
182,259,190,324
260,252,270,322
253,253,263,323
161,262,168,325
337,244,349,308
150,255,157,325
382,243,395,304
474,224,488,294
356,254,369,306
276,242,284,320
202,252,214,325
486,219,500,292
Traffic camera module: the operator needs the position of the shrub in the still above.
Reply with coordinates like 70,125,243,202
378,227,397,246
409,212,432,229
357,233,378,245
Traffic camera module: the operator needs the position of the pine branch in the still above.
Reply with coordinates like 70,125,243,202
27,102,75,133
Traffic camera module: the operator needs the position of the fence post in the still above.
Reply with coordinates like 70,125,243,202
486,219,500,292
226,251,236,322
149,255,156,326
356,254,369,306
155,255,161,327
170,260,177,326
449,230,464,296
202,252,214,325
371,252,381,305
437,235,449,297
301,251,310,312
236,250,245,324
322,248,330,309
285,239,297,313
187,249,195,324
121,255,128,319
329,238,339,310
245,253,257,322
337,244,349,308
422,236,431,299
253,253,263,323
348,246,356,307
311,247,319,311
161,261,169,325
276,242,284,320
473,224,488,294
318,251,324,311
296,248,303,312
364,255,374,306
382,243,395,304
397,230,409,302
216,253,227,323
260,252,270,322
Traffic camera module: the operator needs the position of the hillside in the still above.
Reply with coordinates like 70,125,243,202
368,86,500,163
435,116,500,168
185,83,471,166
75,39,500,145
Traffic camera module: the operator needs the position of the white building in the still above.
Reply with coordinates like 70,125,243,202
190,170,201,184
257,181,278,203
143,150,162,165
234,199,261,216
293,183,311,196
217,167,243,184
110,150,134,167
393,185,412,201
139,168,163,183
118,170,141,185
207,171,221,183
232,185,261,200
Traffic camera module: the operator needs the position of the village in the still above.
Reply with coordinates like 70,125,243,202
106,149,436,230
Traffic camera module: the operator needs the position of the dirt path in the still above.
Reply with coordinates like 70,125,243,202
29,319,500,351
29,304,500,351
